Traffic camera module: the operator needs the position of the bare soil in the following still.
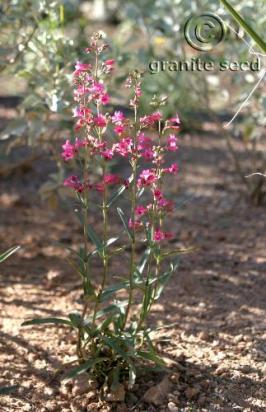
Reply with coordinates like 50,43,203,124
0,123,265,411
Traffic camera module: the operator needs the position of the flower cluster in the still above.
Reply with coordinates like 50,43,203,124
61,34,180,247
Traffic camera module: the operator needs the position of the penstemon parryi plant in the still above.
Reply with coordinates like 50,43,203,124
23,32,182,390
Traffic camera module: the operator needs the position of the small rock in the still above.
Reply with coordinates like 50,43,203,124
44,387,56,396
240,365,252,374
162,356,178,368
72,374,89,396
169,373,180,384
87,403,99,411
87,391,97,401
105,383,125,402
116,403,128,412
198,331,210,341
70,399,86,412
60,382,72,397
198,395,207,405
185,387,199,400
143,376,173,406
46,401,59,412
167,401,179,412
215,365,228,376
233,334,244,344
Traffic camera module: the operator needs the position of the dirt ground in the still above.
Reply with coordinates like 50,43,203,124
0,122,266,411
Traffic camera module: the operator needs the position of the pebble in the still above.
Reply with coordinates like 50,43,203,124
185,386,200,400
72,374,89,396
168,401,179,412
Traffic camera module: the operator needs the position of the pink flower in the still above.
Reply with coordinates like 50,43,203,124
153,229,174,242
114,124,125,135
90,81,104,94
94,114,107,127
164,163,178,175
103,174,121,185
101,149,114,160
158,198,174,212
165,113,181,130
137,133,152,150
153,188,163,200
135,206,147,216
64,175,84,193
95,182,105,192
128,218,142,230
137,169,157,187
113,138,133,157
105,59,115,67
101,93,110,105
140,111,162,127
72,106,92,119
73,61,91,76
111,111,125,124
73,85,90,99
104,59,115,72
170,113,181,126
167,134,178,152
62,140,76,161
142,149,154,160
154,229,165,241
74,138,86,150
164,231,174,240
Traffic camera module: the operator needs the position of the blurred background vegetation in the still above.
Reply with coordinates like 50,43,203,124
0,0,265,204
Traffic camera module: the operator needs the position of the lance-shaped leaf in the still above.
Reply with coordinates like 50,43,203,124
117,207,132,240
87,225,103,256
100,281,129,302
137,350,166,367
64,357,108,379
0,246,20,263
220,0,266,52
137,248,151,274
107,173,134,207
0,385,19,395
22,317,73,327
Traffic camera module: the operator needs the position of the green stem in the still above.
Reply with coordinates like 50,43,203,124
122,105,138,330
77,147,90,360
220,0,266,53
137,119,163,331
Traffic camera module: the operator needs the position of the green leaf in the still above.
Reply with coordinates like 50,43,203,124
89,301,128,321
100,282,129,302
0,119,27,141
161,246,196,258
64,357,107,379
22,317,72,327
0,385,18,395
142,285,153,319
137,248,151,274
96,315,114,331
0,246,20,263
137,350,166,367
117,207,132,240
102,336,130,359
105,237,119,247
107,182,128,207
68,312,82,328
154,271,173,300
110,365,120,391
87,225,103,255
220,0,266,52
